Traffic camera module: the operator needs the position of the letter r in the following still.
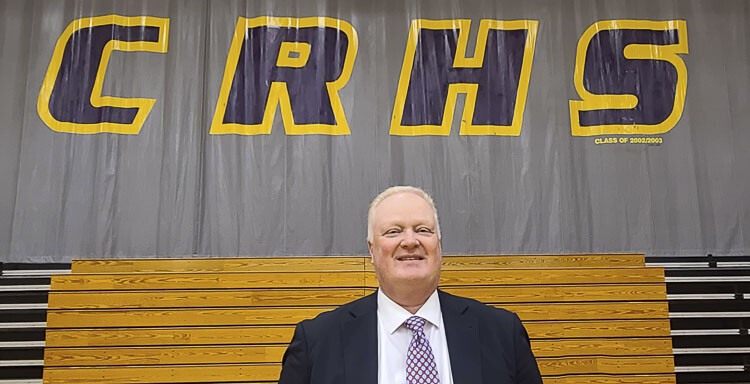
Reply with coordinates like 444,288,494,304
211,16,358,135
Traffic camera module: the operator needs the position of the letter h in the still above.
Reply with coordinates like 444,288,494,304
390,19,538,136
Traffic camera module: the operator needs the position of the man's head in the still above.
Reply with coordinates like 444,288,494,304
366,186,442,307
367,186,441,243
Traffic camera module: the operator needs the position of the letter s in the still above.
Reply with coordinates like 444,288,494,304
569,20,688,136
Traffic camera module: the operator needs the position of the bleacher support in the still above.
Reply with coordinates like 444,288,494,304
0,262,70,384
646,255,750,383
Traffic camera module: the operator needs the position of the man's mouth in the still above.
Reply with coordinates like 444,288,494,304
396,255,425,261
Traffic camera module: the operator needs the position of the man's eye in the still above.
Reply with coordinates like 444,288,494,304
384,229,401,235
417,227,433,233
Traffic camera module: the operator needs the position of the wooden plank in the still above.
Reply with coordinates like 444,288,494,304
48,289,367,309
53,269,665,292
45,326,295,347
524,320,672,339
43,364,282,384
47,302,667,329
72,254,643,274
439,268,665,285
44,345,287,366
48,285,664,309
441,285,667,303
43,357,672,383
44,338,672,366
70,378,667,384
44,320,670,347
46,307,333,328
531,338,673,357
72,257,366,273
364,254,646,270
443,254,646,269
51,271,366,291
63,262,662,290
538,356,674,375
542,375,675,384
503,302,669,321
363,268,666,287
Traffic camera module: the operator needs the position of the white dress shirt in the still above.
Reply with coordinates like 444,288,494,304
377,289,454,384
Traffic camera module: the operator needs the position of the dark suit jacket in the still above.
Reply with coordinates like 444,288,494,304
278,290,542,384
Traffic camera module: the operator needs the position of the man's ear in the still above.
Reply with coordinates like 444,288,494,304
367,241,374,263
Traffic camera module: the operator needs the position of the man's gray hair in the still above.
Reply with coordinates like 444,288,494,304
366,186,441,243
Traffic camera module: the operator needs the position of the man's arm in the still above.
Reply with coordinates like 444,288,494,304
278,322,311,384
512,313,543,384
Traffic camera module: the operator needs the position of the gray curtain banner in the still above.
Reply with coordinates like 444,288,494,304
0,0,748,262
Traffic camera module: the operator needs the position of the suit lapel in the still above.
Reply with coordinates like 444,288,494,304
440,290,482,384
342,292,378,384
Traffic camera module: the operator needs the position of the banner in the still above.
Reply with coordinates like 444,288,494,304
1,0,748,261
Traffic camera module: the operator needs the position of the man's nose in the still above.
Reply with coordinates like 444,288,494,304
400,229,420,248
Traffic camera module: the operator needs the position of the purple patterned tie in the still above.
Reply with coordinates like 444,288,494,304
404,315,440,384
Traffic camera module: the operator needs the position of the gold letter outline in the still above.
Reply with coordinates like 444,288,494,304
390,19,538,136
37,15,169,134
210,16,358,135
569,20,688,136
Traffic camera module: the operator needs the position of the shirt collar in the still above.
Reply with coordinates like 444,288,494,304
377,288,442,334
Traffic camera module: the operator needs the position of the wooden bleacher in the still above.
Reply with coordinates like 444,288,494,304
42,254,675,383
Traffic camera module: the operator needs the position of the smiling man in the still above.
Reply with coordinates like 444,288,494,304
279,186,542,384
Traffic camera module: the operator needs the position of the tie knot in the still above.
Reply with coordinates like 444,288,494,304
404,315,426,333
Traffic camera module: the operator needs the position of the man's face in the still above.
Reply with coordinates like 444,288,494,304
368,192,442,293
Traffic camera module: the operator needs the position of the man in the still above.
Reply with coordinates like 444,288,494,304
279,186,542,384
